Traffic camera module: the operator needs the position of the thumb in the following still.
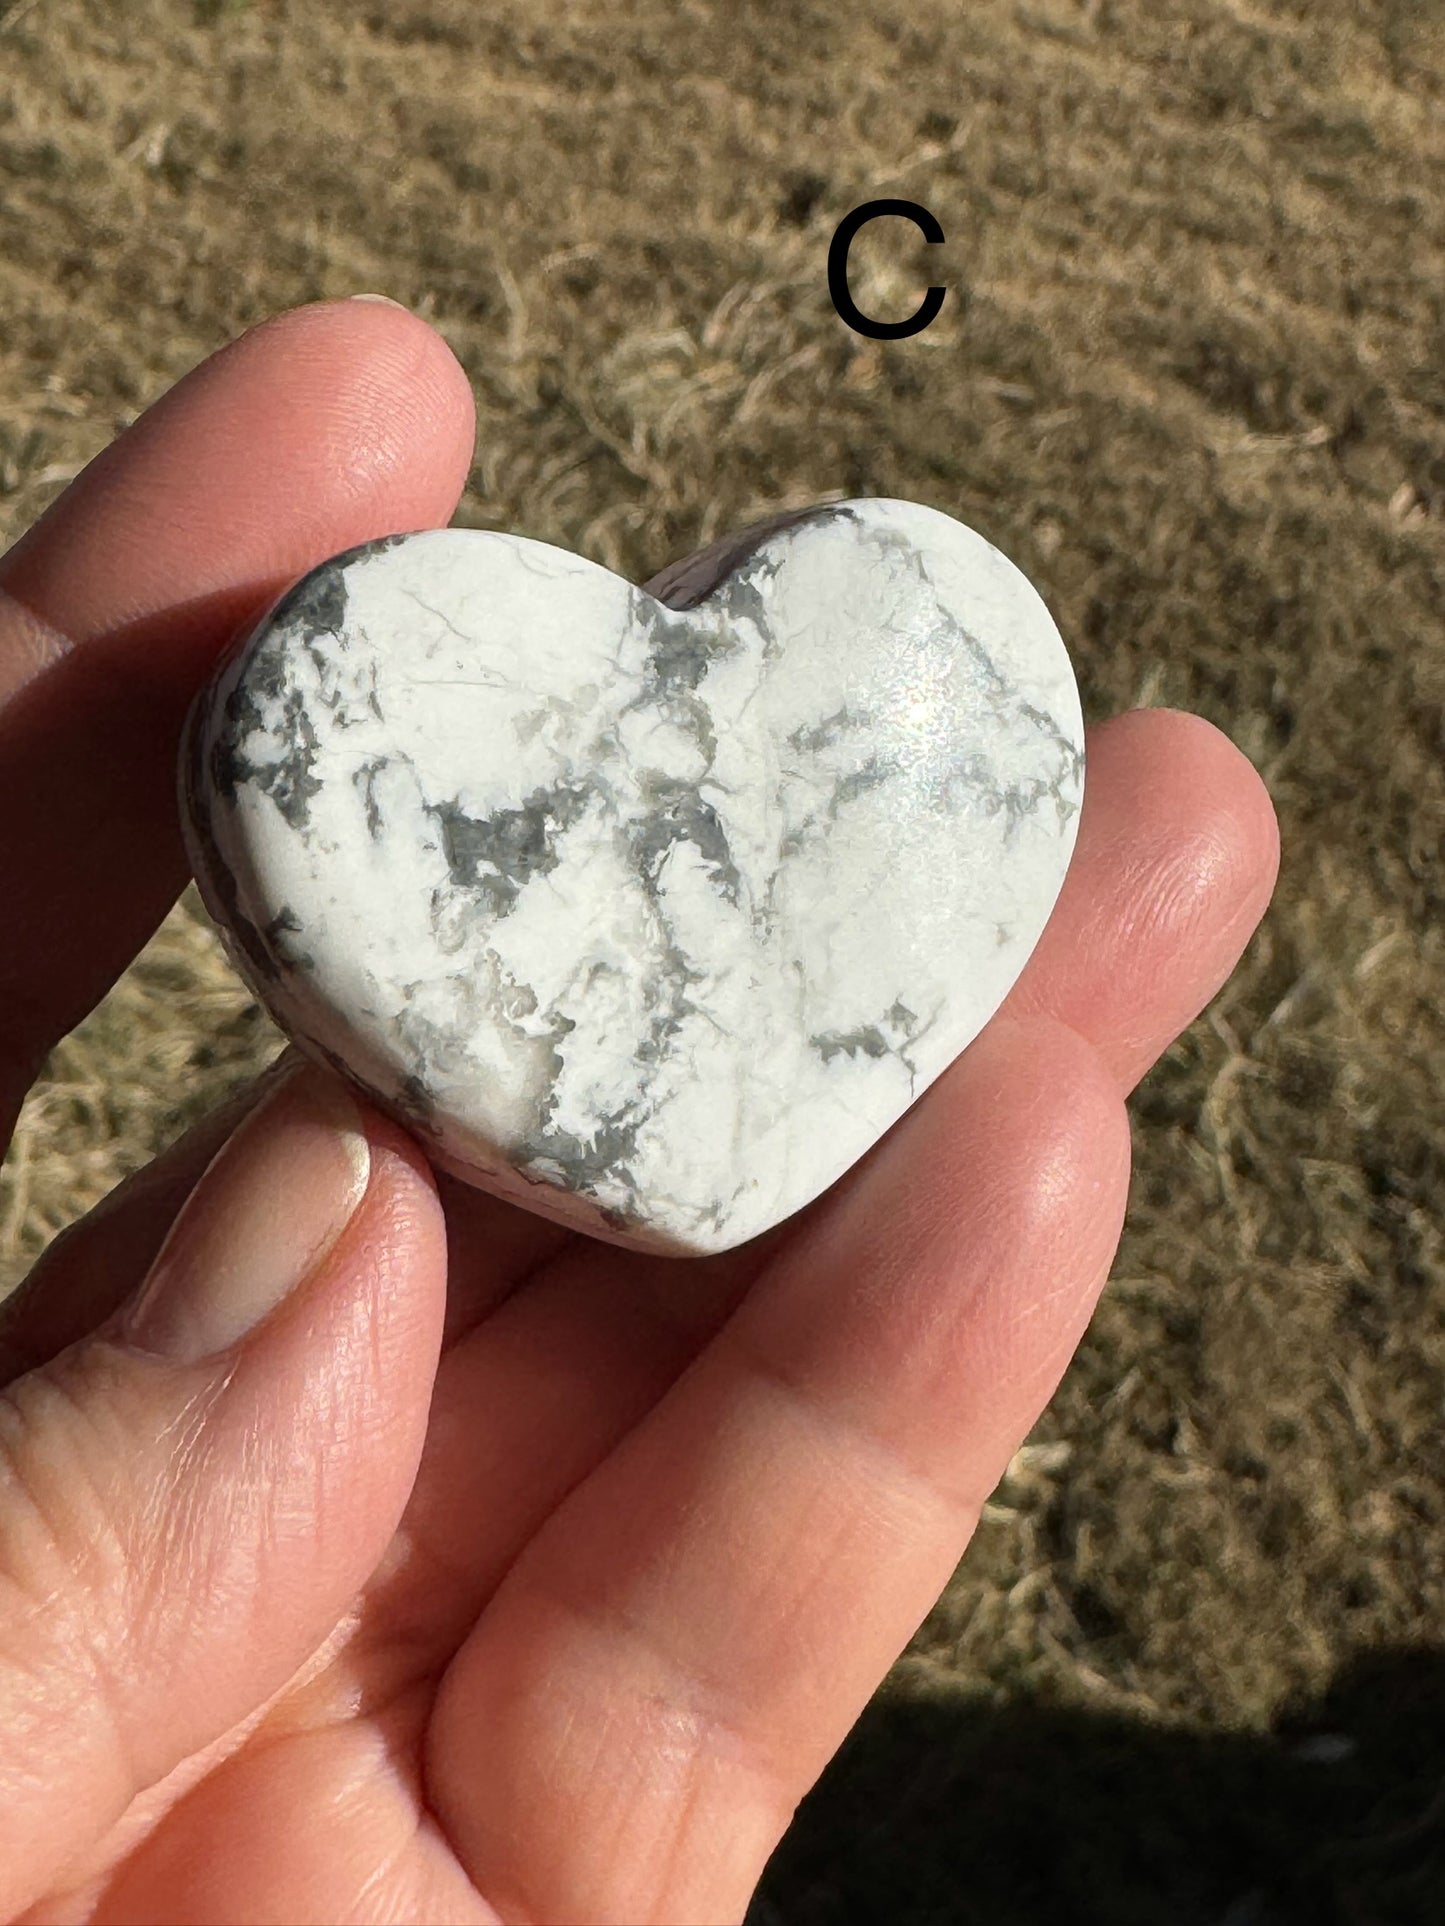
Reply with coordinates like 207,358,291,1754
0,1061,447,1918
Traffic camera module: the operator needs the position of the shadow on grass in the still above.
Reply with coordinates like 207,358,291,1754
751,1646,1445,1926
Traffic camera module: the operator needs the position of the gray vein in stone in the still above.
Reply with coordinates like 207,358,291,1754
426,778,595,919
263,904,315,972
787,705,865,757
631,773,743,906
508,740,736,1223
214,664,324,830
353,757,388,838
809,995,938,1094
401,587,476,648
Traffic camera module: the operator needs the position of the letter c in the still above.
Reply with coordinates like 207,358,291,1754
827,199,946,340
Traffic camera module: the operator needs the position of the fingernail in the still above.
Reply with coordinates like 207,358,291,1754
348,293,410,309
122,1068,372,1365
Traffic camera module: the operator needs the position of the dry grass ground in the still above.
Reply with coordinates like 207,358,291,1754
1,1,1442,1918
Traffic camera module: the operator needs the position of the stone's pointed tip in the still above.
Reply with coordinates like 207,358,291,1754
185,502,1084,1256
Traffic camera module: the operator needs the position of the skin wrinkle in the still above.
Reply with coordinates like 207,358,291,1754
47,1647,360,1919
344,1808,430,1925
0,1470,141,1913
988,1020,1133,1233
710,1167,1122,1520
91,1695,487,1926
36,1359,246,1756
645,1714,793,1926
132,1390,226,1661
480,1468,963,1926
698,1311,992,1552
466,1576,802,1926
0,587,72,706
13,1668,136,1909
0,1363,143,1641
1135,828,1245,947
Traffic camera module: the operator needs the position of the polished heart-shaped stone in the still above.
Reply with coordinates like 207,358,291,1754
182,500,1084,1255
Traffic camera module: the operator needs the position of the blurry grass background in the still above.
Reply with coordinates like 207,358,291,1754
1,1,1442,1919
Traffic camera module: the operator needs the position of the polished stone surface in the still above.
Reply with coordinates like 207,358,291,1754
182,501,1085,1254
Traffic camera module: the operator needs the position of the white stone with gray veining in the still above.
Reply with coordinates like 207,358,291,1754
182,500,1085,1255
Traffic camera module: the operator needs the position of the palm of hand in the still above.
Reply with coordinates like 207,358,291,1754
0,303,1276,1926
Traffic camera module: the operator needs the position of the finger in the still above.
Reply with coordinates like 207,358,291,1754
0,299,476,1114
1000,706,1280,1092
427,1017,1130,1923
0,1061,447,1921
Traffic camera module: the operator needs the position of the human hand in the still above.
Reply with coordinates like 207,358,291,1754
0,301,1279,1925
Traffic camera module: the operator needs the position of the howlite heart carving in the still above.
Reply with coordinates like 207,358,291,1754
182,500,1085,1254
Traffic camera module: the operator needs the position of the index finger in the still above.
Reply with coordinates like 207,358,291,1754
0,299,475,1122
